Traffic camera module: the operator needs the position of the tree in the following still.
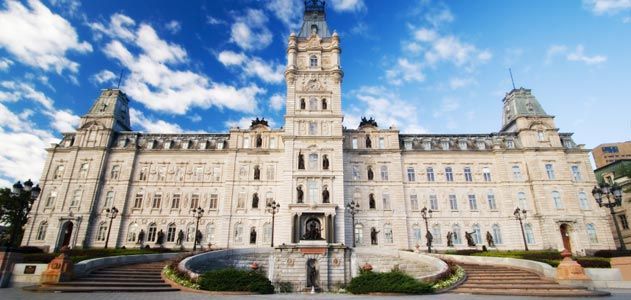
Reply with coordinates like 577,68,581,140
0,180,40,248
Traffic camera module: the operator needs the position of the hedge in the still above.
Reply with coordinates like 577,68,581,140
198,268,274,294
347,270,433,295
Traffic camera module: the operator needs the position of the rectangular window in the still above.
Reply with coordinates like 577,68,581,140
237,192,246,209
552,191,563,209
379,137,385,149
380,166,389,181
152,194,162,209
468,195,478,210
209,194,218,209
483,167,492,182
309,122,317,135
382,193,391,210
445,167,454,182
512,165,522,181
46,191,57,207
80,163,89,179
407,167,416,182
195,166,204,181
133,193,143,208
578,192,589,210
139,167,148,181
70,190,81,207
426,167,435,182
54,165,64,180
171,194,180,209
571,165,582,181
190,194,200,209
266,165,275,181
213,167,221,181
487,194,497,210
545,164,555,180
429,195,438,211
352,138,358,149
352,165,360,180
110,165,120,180
243,137,251,148
158,166,166,181
104,191,114,208
620,215,629,230
464,167,472,182
506,140,515,149
308,180,318,203
410,194,419,211
269,137,277,149
449,195,458,210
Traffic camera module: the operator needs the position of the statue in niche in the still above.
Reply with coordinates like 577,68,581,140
366,135,372,148
370,228,379,245
252,193,259,208
322,155,329,170
256,135,262,148
322,186,330,203
465,231,476,247
137,229,145,244
367,167,374,180
446,232,454,247
300,99,306,110
254,166,260,180
176,230,184,245
302,219,323,240
298,152,305,169
156,230,165,246
426,231,433,249
486,231,495,247
306,259,318,288
250,228,257,244
297,186,304,203
369,194,376,209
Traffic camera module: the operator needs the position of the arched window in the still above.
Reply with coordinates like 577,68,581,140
96,222,108,241
517,192,528,209
452,224,462,244
524,223,535,244
472,224,482,244
355,224,364,245
432,224,442,244
167,223,177,242
148,223,158,242
321,99,327,110
311,24,318,35
382,192,391,210
310,55,318,67
586,224,598,243
300,98,306,110
36,221,48,240
492,224,502,244
369,193,376,209
127,223,139,242
206,223,215,244
384,224,393,244
309,97,318,110
104,191,115,208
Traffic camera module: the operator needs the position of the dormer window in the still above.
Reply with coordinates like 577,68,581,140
310,55,318,68
311,24,318,35
537,130,545,141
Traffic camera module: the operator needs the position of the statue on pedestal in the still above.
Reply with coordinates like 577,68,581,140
370,227,379,245
302,219,323,240
176,230,184,245
322,155,329,170
306,259,318,288
486,231,495,247
297,186,304,203
156,230,165,246
250,228,257,244
322,186,330,203
137,229,145,245
465,231,476,247
298,152,305,169
446,232,453,247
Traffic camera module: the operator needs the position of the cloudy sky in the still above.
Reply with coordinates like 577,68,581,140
0,0,630,187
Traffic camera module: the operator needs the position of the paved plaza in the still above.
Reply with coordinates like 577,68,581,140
2,288,631,300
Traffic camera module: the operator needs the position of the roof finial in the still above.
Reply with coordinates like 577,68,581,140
117,68,125,89
508,68,516,90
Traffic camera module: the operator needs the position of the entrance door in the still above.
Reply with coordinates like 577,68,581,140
58,222,74,250
559,224,571,252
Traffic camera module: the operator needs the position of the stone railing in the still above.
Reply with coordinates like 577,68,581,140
180,248,273,280
74,252,181,277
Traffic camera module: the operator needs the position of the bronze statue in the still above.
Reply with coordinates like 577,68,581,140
254,166,260,180
137,229,145,244
426,231,433,248
446,232,453,247
302,219,322,240
250,228,257,244
298,152,305,169
297,186,304,203
156,230,165,245
367,166,374,180
256,135,262,148
176,230,184,245
195,230,203,245
370,227,379,245
252,193,259,208
306,259,318,288
486,231,495,247
322,155,329,170
465,231,476,247
366,135,372,148
369,193,376,209
322,186,330,203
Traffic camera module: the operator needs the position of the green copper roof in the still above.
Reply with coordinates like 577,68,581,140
298,0,331,38
501,88,551,129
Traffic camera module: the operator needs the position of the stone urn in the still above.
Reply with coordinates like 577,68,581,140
360,263,373,272
250,262,259,271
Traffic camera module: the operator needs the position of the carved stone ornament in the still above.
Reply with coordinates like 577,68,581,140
304,79,322,91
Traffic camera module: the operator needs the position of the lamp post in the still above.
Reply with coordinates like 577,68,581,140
346,200,360,247
103,206,119,249
513,207,528,251
592,183,626,251
420,207,433,253
4,180,40,248
266,201,280,247
191,207,204,251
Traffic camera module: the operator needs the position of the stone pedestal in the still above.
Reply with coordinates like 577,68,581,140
0,250,23,288
40,248,74,284
611,256,631,281
556,249,589,281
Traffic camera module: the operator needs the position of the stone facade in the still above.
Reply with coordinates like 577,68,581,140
21,2,615,255
594,160,631,250
592,141,631,169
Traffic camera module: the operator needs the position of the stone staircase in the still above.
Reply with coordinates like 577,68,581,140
452,264,609,297
31,261,179,293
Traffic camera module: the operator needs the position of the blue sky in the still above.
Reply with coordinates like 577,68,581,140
0,0,630,187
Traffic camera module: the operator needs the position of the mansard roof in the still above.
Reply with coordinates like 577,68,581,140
298,0,331,38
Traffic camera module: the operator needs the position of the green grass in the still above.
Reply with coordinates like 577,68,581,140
198,268,274,294
22,248,179,264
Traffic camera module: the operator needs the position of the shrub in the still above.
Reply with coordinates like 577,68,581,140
576,257,611,268
347,270,433,295
593,250,631,258
277,282,293,293
199,268,274,294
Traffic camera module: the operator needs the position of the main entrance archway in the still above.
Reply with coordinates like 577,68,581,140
559,223,571,252
56,221,74,251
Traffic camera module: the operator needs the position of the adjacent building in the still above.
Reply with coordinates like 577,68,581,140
594,160,631,249
21,1,615,255
592,141,631,169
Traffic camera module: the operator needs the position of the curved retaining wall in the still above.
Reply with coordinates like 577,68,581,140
352,248,449,282
74,252,181,277
180,248,273,280
430,253,557,279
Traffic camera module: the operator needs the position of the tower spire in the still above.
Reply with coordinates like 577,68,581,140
299,0,331,38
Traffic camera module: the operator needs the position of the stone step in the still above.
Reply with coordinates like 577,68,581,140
465,279,556,285
454,288,610,297
465,271,535,275
459,283,588,290
465,275,542,280
46,281,171,288
90,270,163,277
76,277,163,283
85,275,164,280
103,267,164,271
30,286,180,293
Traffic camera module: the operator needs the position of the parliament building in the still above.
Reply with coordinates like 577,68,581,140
22,1,615,254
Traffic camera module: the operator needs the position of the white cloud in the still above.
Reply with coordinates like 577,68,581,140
165,20,181,34
230,9,273,51
0,57,12,71
91,69,117,85
449,77,476,89
424,7,454,27
422,33,490,66
345,86,427,133
546,44,607,65
48,0,81,17
217,50,284,84
584,0,631,14
386,58,425,85
188,113,202,123
45,109,79,132
266,0,303,30
91,13,265,115
414,28,438,42
129,108,183,133
0,0,92,74
270,94,284,111
330,0,365,12
206,15,225,25
433,97,461,118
